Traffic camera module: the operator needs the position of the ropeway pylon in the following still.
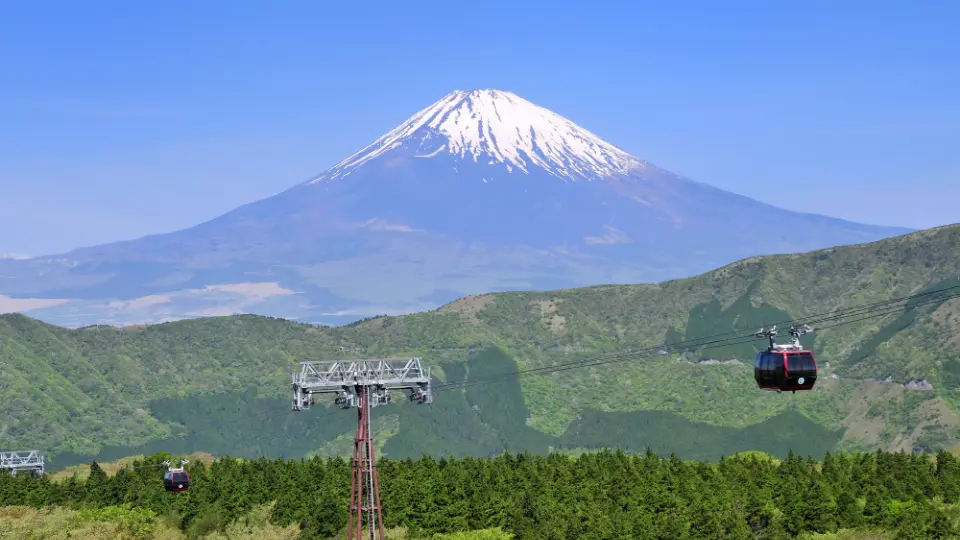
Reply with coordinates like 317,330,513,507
351,387,384,540
291,357,433,540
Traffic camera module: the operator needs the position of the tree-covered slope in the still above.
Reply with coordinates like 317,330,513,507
1,224,959,463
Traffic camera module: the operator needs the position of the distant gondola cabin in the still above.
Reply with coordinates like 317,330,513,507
754,349,818,392
163,470,190,493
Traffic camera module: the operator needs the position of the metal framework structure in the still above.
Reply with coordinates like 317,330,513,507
755,324,813,352
162,458,189,472
0,450,45,476
292,358,433,540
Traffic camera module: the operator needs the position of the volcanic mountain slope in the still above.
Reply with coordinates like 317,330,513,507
1,223,958,466
1,89,911,327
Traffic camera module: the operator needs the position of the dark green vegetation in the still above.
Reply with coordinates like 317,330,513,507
1,224,959,465
559,410,841,461
5,450,960,539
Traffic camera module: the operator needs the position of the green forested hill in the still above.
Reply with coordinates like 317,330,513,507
1,224,959,467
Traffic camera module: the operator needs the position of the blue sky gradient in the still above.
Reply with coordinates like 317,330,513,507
1,0,957,256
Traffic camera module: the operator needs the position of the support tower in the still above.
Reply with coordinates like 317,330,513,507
292,357,433,540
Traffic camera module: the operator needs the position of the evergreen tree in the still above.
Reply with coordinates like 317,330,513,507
936,449,960,502
801,478,838,533
836,490,863,529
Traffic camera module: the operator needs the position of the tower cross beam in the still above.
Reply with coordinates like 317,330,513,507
292,358,432,411
0,450,45,476
297,357,429,386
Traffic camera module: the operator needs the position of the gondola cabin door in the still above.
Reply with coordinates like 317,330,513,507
755,351,783,389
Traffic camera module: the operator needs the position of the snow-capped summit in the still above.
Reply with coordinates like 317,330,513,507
310,89,650,184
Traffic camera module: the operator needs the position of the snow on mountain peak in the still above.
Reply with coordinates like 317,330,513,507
310,89,647,184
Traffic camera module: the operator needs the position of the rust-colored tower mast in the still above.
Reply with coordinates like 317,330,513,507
292,358,433,540
350,386,384,540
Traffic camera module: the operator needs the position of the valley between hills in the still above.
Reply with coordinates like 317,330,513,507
2,223,959,470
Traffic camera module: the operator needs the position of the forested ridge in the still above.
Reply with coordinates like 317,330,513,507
4,449,960,539
3,225,960,460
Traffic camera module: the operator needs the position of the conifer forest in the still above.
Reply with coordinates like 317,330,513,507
3,449,960,539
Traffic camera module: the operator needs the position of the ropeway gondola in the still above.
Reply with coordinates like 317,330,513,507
754,325,818,393
163,459,190,493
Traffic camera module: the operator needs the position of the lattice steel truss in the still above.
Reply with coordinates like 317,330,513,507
291,357,433,540
292,357,432,411
0,450,45,476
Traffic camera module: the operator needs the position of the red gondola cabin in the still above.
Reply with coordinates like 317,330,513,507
753,325,818,393
163,470,190,492
754,350,817,392
163,460,190,493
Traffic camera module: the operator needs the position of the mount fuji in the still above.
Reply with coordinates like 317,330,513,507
1,89,912,326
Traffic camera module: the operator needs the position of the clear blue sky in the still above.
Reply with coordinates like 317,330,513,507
1,0,957,256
